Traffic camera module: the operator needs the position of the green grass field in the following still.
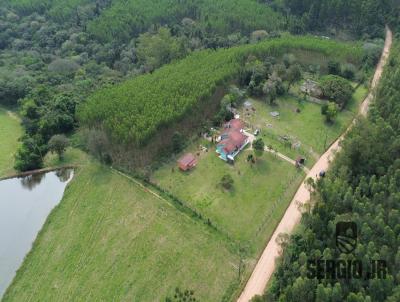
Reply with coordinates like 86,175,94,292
0,107,21,177
3,159,239,301
152,142,304,255
243,85,368,166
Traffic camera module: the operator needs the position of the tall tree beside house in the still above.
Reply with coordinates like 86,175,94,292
253,138,265,158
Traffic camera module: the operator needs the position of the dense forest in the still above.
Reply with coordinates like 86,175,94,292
0,0,284,171
251,44,400,301
87,0,284,42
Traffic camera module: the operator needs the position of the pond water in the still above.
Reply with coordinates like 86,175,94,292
0,169,73,297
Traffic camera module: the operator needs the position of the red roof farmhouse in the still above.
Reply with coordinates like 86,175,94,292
216,119,249,161
177,153,198,171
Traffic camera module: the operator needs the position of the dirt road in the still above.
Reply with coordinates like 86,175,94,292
238,27,393,302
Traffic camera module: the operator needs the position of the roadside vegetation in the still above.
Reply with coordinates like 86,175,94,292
255,44,400,302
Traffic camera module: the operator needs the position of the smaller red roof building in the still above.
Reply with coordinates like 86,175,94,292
177,153,198,171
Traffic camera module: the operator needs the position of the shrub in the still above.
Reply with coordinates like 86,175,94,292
341,63,356,80
220,174,234,190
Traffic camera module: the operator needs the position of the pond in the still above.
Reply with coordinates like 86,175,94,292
0,169,73,297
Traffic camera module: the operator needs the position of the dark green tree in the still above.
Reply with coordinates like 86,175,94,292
320,75,353,108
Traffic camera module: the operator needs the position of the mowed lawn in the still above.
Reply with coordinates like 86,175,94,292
0,108,21,177
3,163,238,301
152,146,304,254
244,85,368,164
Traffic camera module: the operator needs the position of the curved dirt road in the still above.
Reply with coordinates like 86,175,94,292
238,27,393,302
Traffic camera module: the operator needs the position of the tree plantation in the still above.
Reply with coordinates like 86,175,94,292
78,36,364,165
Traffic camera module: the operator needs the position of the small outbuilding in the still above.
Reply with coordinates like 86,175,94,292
177,153,198,171
295,157,306,167
244,100,253,109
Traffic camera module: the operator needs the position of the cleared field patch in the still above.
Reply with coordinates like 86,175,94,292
0,108,21,177
3,163,238,301
152,144,304,255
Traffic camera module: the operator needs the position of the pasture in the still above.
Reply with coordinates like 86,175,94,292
3,160,239,301
152,142,305,255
